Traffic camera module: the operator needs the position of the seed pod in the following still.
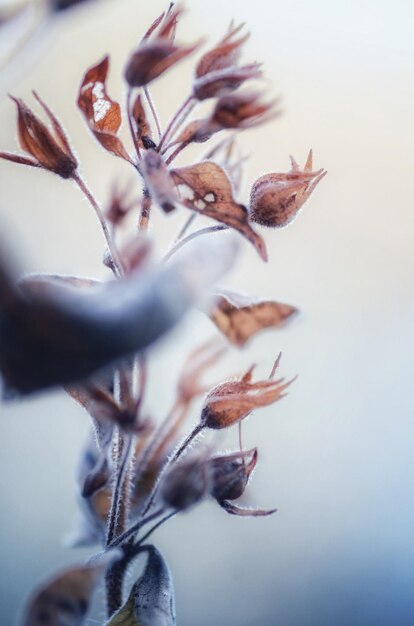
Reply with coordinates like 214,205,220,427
161,456,211,511
210,448,257,502
249,151,327,228
193,64,262,101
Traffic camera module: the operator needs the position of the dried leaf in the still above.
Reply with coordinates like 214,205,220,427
20,560,107,626
0,235,237,394
171,161,267,260
209,290,298,346
106,546,176,626
141,150,179,213
78,56,131,161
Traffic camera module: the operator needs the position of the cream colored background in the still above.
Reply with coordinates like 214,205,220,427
0,0,413,624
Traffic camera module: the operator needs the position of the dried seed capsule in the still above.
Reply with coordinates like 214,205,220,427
210,448,257,502
249,151,327,227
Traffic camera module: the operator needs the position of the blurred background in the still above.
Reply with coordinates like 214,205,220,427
0,0,413,624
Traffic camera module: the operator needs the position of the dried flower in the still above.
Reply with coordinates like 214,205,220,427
125,7,200,88
249,150,327,227
201,366,294,430
195,22,249,78
0,92,77,178
209,91,275,129
193,63,262,101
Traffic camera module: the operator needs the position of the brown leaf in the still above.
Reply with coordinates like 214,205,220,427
78,56,131,161
170,161,267,260
209,290,298,346
21,560,108,626
141,149,179,213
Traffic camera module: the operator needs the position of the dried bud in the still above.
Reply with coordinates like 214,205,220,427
0,93,77,178
131,94,156,150
105,181,139,226
249,150,327,228
193,63,262,101
209,91,275,130
196,23,249,78
201,367,294,430
161,456,211,511
125,39,199,88
141,149,178,213
210,448,257,502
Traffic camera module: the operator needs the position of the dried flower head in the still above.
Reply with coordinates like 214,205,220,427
195,22,249,78
193,63,262,101
249,150,327,227
0,92,77,178
161,455,211,511
201,365,295,430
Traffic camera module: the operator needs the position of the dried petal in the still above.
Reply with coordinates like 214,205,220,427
193,63,262,100
249,150,327,227
220,500,277,517
78,56,131,161
209,290,298,347
177,338,226,403
21,560,108,626
171,161,267,260
106,546,176,626
141,150,179,213
201,371,294,430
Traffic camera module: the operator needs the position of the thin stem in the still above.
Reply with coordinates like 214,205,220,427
139,190,152,231
126,88,141,161
140,422,205,518
73,173,123,277
135,511,177,547
108,507,166,549
165,140,190,165
163,224,228,262
144,87,162,141
134,357,147,417
106,433,133,546
157,94,194,153
175,212,197,241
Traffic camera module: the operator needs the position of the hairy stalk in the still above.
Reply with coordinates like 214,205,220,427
175,212,197,241
108,507,166,549
144,87,162,141
163,224,228,262
165,139,191,165
126,88,141,161
139,190,152,231
140,422,205,518
134,510,177,548
157,94,194,153
72,173,123,276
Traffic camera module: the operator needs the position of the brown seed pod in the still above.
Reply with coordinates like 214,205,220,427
249,150,327,228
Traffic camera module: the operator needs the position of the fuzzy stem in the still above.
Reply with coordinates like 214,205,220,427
163,224,228,262
139,190,152,231
108,507,166,549
157,94,194,153
144,87,162,141
140,422,205,518
126,88,141,161
72,173,123,276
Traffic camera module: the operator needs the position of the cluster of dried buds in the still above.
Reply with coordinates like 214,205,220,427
0,5,326,625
